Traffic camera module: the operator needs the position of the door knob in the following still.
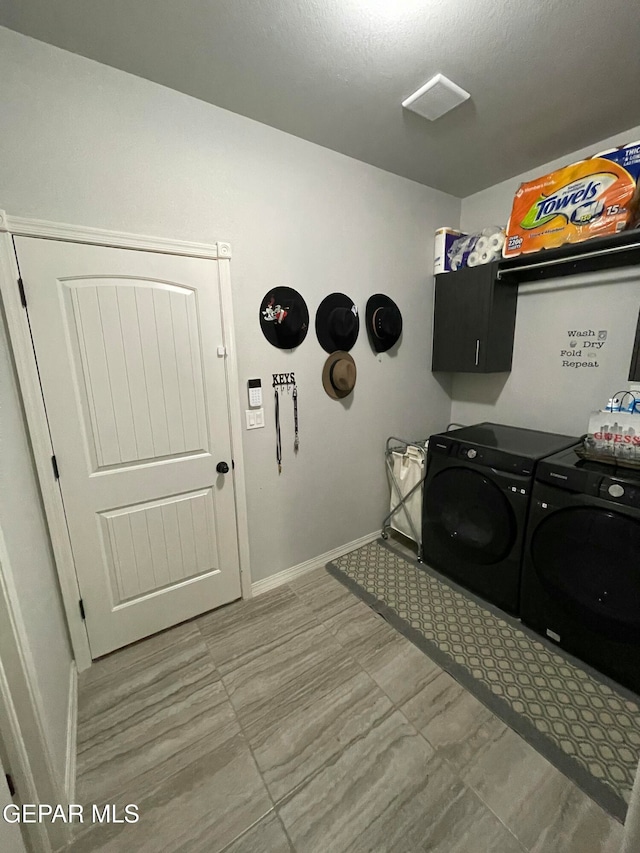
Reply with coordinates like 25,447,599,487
216,461,230,474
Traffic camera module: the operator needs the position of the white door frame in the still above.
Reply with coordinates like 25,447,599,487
0,523,68,853
0,209,252,672
0,746,28,853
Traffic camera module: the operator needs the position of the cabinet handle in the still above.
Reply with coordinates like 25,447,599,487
475,339,480,366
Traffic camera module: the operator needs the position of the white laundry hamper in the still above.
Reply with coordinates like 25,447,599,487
382,437,428,560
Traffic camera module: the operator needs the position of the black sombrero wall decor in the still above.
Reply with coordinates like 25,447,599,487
260,286,309,349
365,294,403,353
315,292,359,353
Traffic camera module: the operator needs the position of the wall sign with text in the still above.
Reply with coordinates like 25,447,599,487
560,328,608,369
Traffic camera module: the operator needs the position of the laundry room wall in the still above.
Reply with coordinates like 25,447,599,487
0,25,459,593
451,123,640,437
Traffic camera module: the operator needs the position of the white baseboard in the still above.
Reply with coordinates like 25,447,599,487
251,531,379,596
64,662,77,804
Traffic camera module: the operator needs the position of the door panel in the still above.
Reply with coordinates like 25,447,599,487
68,279,209,468
15,238,241,657
432,266,490,372
100,488,219,604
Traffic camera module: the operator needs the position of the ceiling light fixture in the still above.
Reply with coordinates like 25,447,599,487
402,74,470,121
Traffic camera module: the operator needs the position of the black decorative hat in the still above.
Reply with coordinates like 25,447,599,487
365,294,403,353
260,287,309,349
315,293,359,353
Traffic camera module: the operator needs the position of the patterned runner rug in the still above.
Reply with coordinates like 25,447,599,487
328,539,640,821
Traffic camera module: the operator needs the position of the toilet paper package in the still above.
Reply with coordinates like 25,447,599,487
447,227,505,271
434,228,465,274
504,139,640,258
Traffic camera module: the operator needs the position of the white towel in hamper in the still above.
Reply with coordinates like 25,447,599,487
389,445,425,543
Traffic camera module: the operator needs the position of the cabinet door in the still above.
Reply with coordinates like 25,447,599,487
432,266,490,372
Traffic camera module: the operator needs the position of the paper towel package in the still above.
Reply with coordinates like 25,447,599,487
504,140,640,258
434,228,465,274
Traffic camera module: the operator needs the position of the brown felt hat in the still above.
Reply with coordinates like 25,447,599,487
322,351,357,399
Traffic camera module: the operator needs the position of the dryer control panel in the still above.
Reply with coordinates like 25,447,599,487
456,442,533,476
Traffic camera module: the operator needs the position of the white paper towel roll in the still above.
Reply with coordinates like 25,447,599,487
475,236,490,252
467,251,481,267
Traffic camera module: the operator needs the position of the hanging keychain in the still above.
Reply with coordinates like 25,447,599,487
274,384,282,474
273,372,297,471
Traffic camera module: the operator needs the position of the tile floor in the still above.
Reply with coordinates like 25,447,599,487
69,566,625,852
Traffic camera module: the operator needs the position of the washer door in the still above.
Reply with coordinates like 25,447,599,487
424,467,517,565
531,507,640,636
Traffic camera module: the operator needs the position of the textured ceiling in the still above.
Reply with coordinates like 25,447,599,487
2,0,640,197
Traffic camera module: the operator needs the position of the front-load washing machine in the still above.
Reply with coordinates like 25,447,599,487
422,423,578,614
521,445,640,693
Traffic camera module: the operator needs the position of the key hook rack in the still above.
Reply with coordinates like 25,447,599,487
272,372,296,391
272,372,299,472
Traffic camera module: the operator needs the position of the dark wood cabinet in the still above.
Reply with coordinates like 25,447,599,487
431,261,517,373
431,230,640,374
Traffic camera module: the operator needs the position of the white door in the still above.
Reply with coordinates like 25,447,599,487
14,237,242,658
